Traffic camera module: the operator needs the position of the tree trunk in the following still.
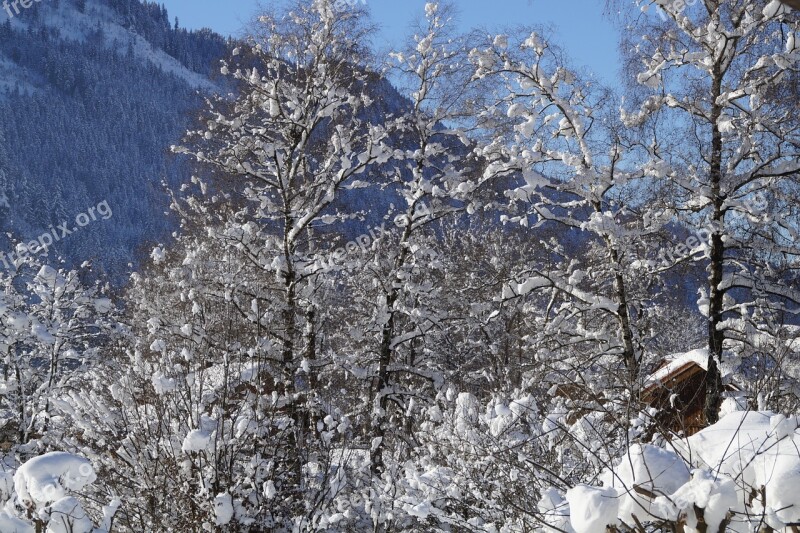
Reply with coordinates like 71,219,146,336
369,204,415,475
370,291,396,476
610,246,638,379
595,198,638,382
705,62,725,426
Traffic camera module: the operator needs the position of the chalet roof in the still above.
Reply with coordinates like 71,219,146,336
644,349,711,392
642,348,740,398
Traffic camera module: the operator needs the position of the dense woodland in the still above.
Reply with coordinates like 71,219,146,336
0,0,799,531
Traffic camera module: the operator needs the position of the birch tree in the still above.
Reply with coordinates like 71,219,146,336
626,0,800,423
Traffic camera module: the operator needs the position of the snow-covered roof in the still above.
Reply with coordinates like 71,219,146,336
644,348,710,390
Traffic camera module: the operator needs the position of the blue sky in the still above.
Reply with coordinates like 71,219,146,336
159,0,620,82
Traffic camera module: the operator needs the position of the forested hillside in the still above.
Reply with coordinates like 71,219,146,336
0,0,228,279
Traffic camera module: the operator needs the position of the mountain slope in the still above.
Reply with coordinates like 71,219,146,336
0,0,420,282
0,0,228,281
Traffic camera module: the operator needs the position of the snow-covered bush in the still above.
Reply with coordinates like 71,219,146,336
0,252,115,448
0,451,116,533
549,411,800,532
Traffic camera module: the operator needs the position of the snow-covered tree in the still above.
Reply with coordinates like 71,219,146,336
0,250,114,449
173,0,392,513
362,0,472,479
458,29,674,484
626,0,800,422
64,1,401,529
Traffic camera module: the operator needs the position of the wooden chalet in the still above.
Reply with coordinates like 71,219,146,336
642,349,740,436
